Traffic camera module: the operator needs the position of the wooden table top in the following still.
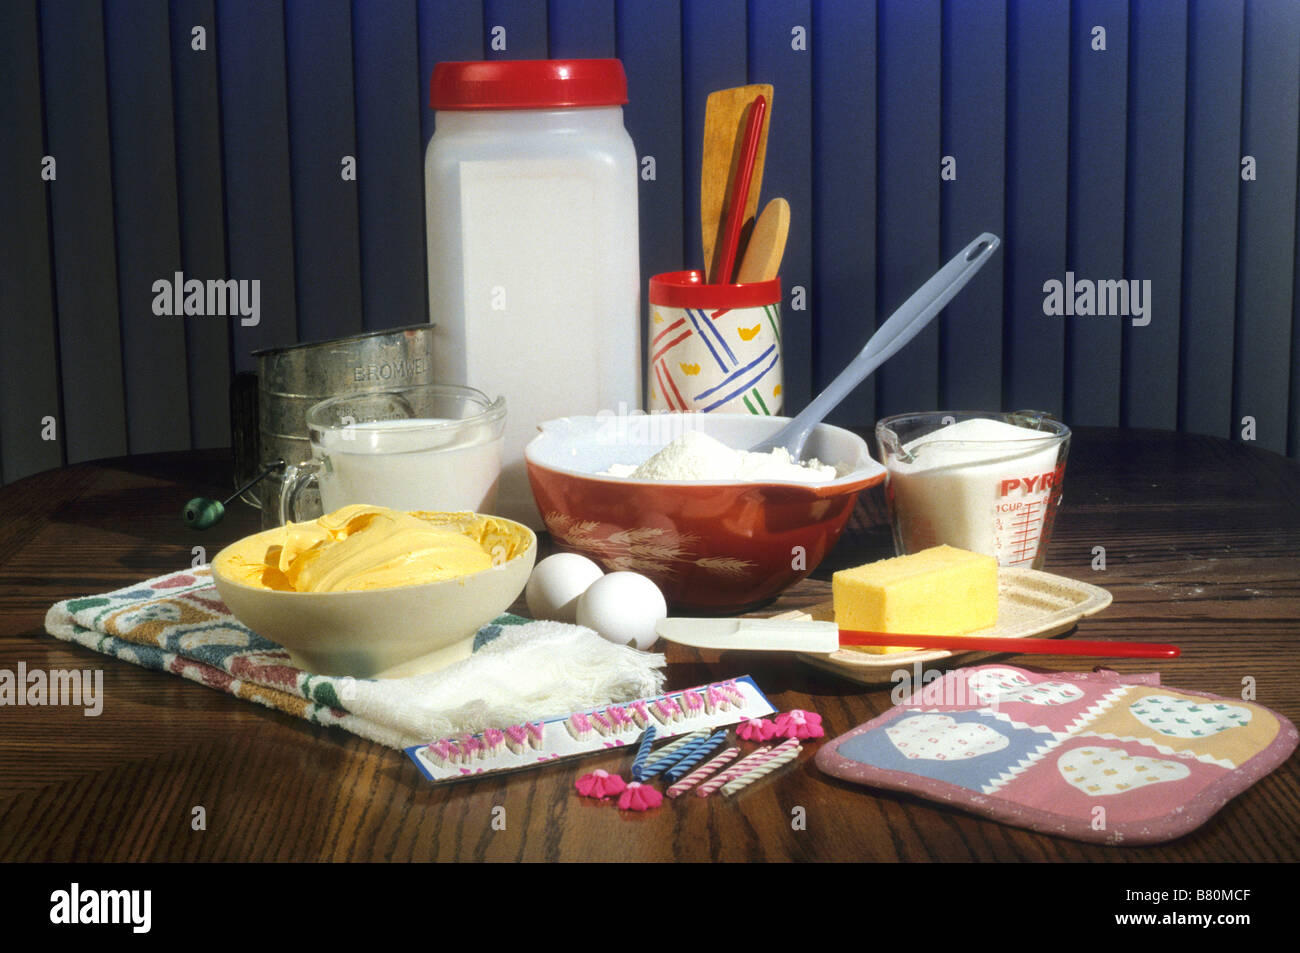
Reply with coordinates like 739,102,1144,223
0,426,1296,862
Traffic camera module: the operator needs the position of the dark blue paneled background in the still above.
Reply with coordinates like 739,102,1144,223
2,0,1299,486
1005,0,1070,416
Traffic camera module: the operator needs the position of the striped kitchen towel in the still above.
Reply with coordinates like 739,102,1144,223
44,567,665,750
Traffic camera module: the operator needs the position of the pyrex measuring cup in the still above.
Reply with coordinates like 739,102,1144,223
875,411,1070,569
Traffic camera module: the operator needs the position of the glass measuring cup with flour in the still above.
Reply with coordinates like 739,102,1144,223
876,412,1070,569
279,384,506,524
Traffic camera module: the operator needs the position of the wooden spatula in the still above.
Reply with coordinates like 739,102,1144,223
736,197,790,283
701,84,773,283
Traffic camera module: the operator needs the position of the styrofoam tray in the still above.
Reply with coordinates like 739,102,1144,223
778,568,1113,685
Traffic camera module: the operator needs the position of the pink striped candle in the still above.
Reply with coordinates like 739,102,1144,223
695,745,774,798
721,744,802,796
694,737,801,798
667,746,741,798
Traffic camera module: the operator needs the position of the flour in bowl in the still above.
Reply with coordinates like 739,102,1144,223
601,430,838,483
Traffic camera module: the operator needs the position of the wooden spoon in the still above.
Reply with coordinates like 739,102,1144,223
736,197,790,283
701,84,773,283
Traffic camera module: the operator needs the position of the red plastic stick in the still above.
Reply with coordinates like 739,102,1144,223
713,94,766,284
837,629,1180,659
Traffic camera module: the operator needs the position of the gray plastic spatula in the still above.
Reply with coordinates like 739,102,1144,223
750,231,1001,458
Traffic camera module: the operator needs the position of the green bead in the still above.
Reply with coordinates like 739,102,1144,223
184,497,225,530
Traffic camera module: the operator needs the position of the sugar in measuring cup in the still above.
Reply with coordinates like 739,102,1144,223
875,412,1070,569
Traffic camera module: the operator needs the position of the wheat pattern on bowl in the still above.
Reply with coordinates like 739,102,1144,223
545,514,757,578
525,414,886,612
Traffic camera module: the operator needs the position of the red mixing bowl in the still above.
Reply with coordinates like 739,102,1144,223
524,413,885,612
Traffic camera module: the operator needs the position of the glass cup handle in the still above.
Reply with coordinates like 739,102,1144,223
279,458,323,525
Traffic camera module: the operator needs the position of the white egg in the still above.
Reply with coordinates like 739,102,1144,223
576,571,667,651
525,553,605,623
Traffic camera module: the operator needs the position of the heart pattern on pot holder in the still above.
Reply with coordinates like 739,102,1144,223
815,665,1297,845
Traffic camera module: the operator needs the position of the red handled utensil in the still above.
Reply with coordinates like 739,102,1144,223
838,629,1179,659
655,618,1179,659
712,94,767,284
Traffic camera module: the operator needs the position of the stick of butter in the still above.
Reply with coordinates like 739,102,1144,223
832,545,998,653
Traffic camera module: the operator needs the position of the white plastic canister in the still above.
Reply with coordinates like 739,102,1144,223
425,59,641,527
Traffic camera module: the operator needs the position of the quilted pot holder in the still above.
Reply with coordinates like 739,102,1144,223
815,665,1297,845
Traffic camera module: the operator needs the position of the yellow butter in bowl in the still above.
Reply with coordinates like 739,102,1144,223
832,544,998,653
217,505,521,593
211,506,537,678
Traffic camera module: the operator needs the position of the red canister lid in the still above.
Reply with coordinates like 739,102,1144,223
430,59,628,110
649,270,782,310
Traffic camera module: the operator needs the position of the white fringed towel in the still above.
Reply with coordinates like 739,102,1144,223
334,620,666,744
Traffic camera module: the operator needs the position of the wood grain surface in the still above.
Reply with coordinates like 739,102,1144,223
0,428,1296,862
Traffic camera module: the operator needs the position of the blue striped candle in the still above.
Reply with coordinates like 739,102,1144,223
630,725,657,781
646,728,728,781
640,728,708,779
663,729,730,784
